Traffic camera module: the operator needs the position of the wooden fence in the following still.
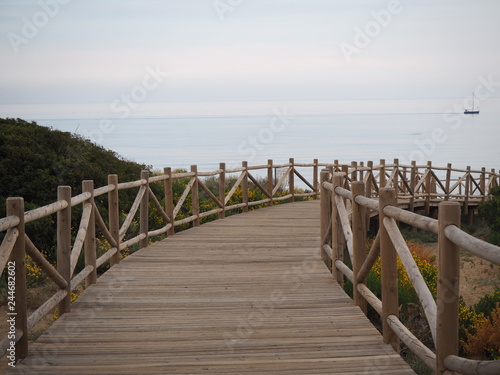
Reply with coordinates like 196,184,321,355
320,162,500,375
1,158,499,370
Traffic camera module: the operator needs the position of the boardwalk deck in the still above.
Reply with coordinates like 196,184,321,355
12,200,414,374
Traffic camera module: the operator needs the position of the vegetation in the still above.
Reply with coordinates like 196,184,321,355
478,186,500,245
0,118,150,263
342,238,500,373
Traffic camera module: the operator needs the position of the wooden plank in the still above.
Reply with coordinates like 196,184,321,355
12,201,414,374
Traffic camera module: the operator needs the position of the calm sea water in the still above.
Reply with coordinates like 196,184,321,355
2,99,499,177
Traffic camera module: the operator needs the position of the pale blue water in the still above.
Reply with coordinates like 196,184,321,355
2,99,499,175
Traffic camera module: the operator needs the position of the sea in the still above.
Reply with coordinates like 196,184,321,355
2,99,499,181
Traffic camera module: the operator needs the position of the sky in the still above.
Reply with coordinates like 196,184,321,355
1,0,500,106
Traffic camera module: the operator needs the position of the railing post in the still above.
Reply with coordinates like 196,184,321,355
366,161,373,230
267,159,273,206
445,163,452,201
410,160,417,212
341,164,349,189
351,161,358,182
359,161,364,182
289,158,295,202
140,170,150,248
320,170,331,264
379,188,399,352
480,167,486,202
57,186,72,317
164,167,175,235
436,201,461,375
379,159,386,188
242,161,249,212
219,162,226,219
425,161,432,215
352,181,367,315
490,168,497,191
108,174,120,266
464,166,471,216
82,180,97,286
191,165,200,226
7,197,28,360
313,158,319,200
331,173,344,285
393,158,399,197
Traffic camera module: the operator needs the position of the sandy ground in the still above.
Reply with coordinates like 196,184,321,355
458,251,500,306
423,242,499,306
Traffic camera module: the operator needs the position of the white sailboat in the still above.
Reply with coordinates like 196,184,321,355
464,92,479,114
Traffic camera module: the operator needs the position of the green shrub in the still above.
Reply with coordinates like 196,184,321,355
479,186,500,232
474,289,500,318
486,232,500,246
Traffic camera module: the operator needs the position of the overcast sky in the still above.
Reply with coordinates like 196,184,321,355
1,0,499,105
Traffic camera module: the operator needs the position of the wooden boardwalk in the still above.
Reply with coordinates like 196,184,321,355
12,200,414,374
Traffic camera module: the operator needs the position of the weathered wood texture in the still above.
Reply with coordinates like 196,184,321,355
12,201,414,374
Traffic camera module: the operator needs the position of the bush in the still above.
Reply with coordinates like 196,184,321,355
474,289,500,318
486,232,500,246
463,303,500,360
459,290,500,356
479,186,500,232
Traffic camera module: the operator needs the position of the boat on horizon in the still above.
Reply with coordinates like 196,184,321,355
464,92,479,114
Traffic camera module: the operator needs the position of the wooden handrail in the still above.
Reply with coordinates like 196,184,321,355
321,163,500,375
1,159,499,367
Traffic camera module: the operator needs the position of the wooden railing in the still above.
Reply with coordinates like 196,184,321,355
1,158,499,369
320,162,500,375
0,158,321,361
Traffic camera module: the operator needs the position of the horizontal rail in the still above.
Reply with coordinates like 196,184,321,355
93,184,115,197
96,248,118,268
148,224,173,238
274,194,293,202
199,208,224,219
383,205,439,234
149,174,169,183
225,202,247,211
356,283,382,315
444,355,500,375
334,259,354,283
70,191,91,207
197,169,223,177
174,215,199,226
334,186,352,200
172,172,196,178
118,179,147,190
0,215,20,232
445,225,500,265
24,200,68,224
248,198,271,207
387,315,437,372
